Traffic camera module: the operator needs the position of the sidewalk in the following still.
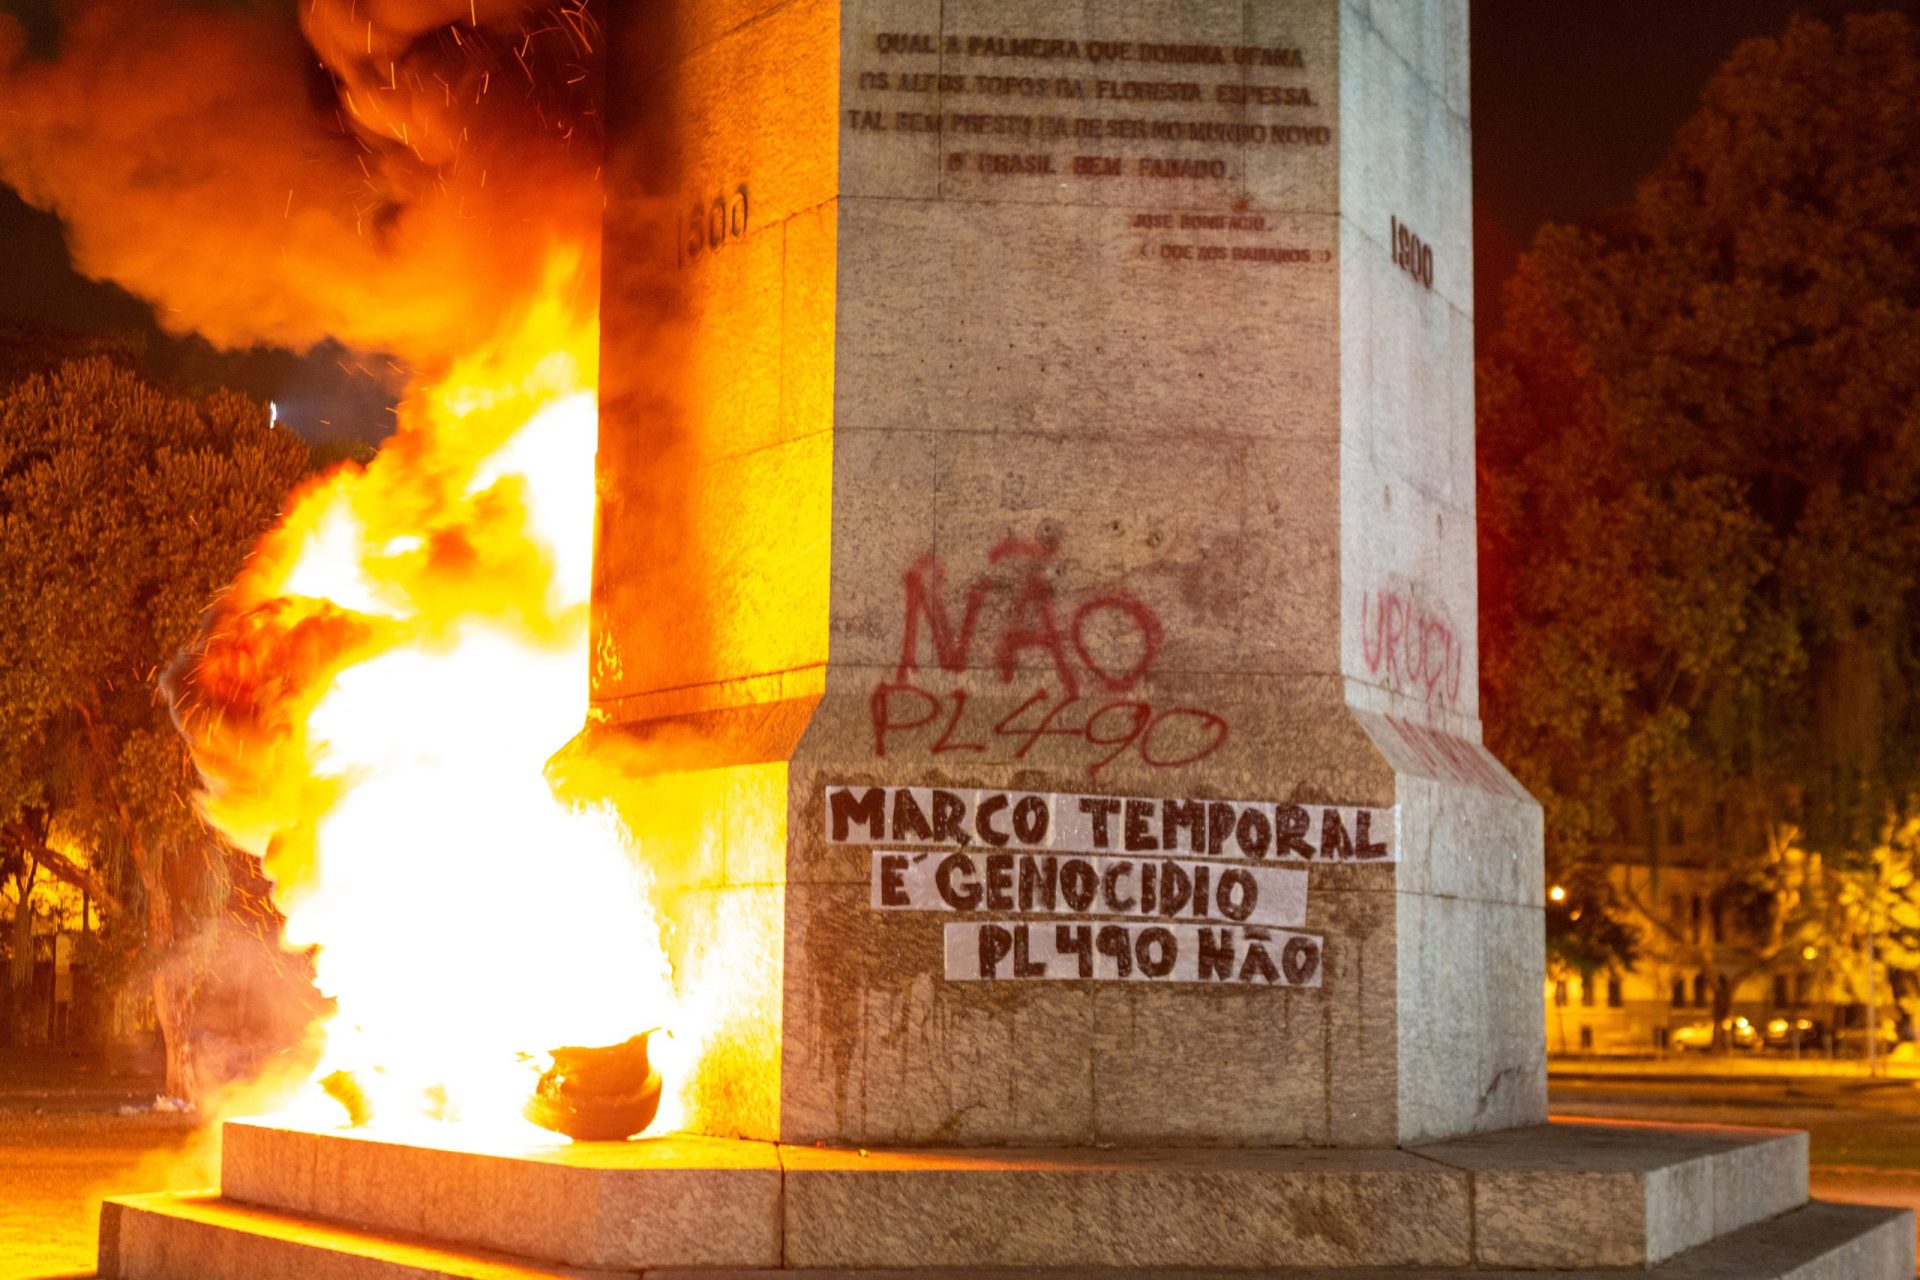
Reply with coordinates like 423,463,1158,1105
0,1044,164,1111
1552,1053,1920,1083
0,1045,202,1280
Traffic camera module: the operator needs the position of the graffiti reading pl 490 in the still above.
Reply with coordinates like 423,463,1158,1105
869,536,1229,775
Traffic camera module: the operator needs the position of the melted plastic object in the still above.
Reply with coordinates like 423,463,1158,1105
523,1030,662,1141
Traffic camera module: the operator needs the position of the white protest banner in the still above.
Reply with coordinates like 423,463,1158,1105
945,920,1324,986
870,849,1308,927
826,784,1396,863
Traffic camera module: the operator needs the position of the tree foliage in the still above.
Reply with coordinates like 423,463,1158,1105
0,357,310,1093
1773,820,1920,1037
1482,14,1920,972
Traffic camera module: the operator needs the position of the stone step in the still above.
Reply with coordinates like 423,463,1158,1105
98,1193,1914,1280
218,1117,1810,1272
1412,1117,1810,1269
97,1194,625,1280
220,1122,783,1271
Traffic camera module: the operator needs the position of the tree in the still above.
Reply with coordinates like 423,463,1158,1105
0,320,143,389
0,357,310,1095
1774,817,1920,1066
1481,13,1920,1027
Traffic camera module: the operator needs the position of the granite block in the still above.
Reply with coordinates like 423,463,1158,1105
1336,1,1472,312
1712,1126,1808,1236
220,1121,781,1271
100,1193,624,1280
1660,1200,1913,1280
1395,894,1548,1144
832,199,1340,443
777,878,1101,1146
1416,1119,1810,1269
778,1144,1472,1269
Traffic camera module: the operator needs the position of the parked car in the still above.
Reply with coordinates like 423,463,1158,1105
1761,1016,1827,1053
1671,1016,1760,1051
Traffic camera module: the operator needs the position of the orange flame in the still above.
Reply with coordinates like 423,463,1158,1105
176,251,686,1140
0,0,702,1140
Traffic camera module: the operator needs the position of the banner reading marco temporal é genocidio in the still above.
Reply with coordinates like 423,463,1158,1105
828,784,1366,986
825,785,1396,862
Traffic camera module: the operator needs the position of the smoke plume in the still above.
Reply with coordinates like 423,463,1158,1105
0,0,602,372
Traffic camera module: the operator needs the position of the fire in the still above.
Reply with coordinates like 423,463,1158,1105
176,252,686,1140
0,0,706,1140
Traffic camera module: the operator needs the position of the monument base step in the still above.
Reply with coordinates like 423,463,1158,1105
209,1117,1826,1271
97,1194,625,1280
99,1192,1914,1280
93,1118,1914,1278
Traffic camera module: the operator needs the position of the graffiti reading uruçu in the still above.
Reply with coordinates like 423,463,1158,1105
1360,587,1462,707
870,536,1229,775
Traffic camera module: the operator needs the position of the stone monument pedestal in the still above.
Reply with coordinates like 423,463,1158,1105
91,2,1918,1275
588,0,1543,1161
98,1117,1912,1278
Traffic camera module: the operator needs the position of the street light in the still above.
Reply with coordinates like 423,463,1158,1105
1549,885,1568,904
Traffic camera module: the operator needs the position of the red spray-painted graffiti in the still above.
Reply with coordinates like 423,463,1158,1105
1360,588,1462,706
1382,714,1528,800
871,537,1228,776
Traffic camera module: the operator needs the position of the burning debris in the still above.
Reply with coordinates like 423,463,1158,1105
164,272,683,1140
524,1032,664,1142
320,1069,374,1129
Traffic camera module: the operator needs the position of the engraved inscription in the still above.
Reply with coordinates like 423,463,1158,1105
846,27,1332,189
678,184,749,268
1390,214,1434,290
1126,211,1331,268
846,21,1334,265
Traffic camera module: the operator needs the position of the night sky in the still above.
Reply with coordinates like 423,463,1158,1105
0,181,398,445
1472,0,1920,337
1,0,1916,441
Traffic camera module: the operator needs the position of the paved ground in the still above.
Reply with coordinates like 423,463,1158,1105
0,1110,204,1280
1552,1052,1920,1081
7,1055,1920,1277
1551,1071,1920,1169
0,1048,203,1280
